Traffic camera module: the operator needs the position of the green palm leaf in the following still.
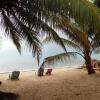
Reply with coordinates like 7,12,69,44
45,0,100,32
41,52,77,67
43,36,82,51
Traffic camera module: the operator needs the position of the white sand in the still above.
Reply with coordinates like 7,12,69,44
0,68,100,100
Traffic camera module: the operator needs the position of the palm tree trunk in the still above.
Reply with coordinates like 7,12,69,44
84,48,95,74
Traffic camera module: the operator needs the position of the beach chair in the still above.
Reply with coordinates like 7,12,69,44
46,69,52,75
9,71,20,80
38,67,44,76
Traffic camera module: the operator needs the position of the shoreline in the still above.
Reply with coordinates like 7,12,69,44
0,64,82,74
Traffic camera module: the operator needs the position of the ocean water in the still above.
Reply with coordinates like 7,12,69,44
0,38,100,73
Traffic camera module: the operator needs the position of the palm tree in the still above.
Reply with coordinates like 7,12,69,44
0,0,100,71
42,18,100,74
40,0,100,74
0,0,67,63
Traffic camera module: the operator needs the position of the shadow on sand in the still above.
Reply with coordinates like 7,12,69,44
0,91,19,100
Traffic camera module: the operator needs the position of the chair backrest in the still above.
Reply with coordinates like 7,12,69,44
12,71,20,77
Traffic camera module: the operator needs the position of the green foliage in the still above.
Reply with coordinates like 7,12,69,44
41,52,77,67
43,0,100,32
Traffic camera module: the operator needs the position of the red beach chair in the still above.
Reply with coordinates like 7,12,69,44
46,69,52,75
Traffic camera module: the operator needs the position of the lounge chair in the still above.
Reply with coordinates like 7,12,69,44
9,71,20,80
46,69,52,75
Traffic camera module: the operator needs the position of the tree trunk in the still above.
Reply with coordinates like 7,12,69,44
84,48,95,74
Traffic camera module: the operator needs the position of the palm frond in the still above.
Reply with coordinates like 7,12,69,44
1,10,21,53
44,0,100,32
42,52,77,67
1,9,41,56
58,16,91,49
43,36,82,51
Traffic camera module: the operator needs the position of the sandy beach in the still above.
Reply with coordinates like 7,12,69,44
0,68,100,100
